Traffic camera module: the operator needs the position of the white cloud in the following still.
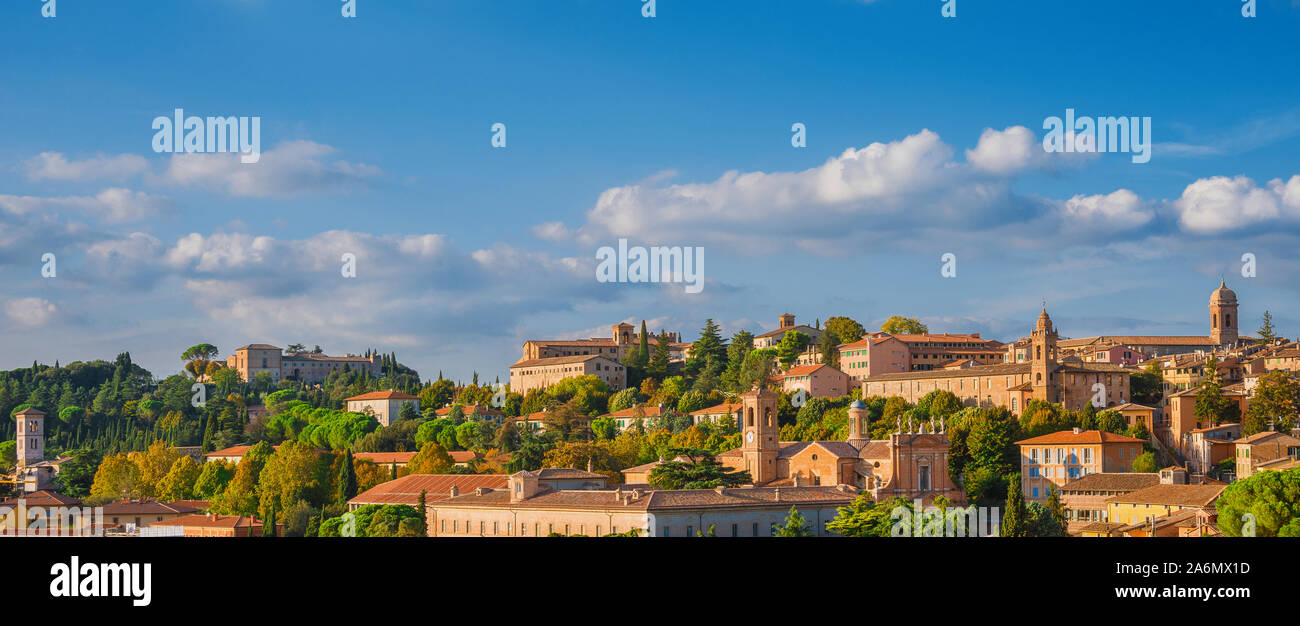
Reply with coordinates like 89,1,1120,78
0,188,170,223
1173,174,1300,233
154,140,382,197
24,152,149,182
4,297,59,327
1060,189,1153,230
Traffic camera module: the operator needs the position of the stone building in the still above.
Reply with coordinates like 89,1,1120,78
863,309,1131,415
344,390,420,427
508,354,627,396
1016,429,1146,503
519,322,688,363
425,471,858,538
225,344,382,384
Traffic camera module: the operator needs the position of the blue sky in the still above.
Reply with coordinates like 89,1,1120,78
2,0,1300,382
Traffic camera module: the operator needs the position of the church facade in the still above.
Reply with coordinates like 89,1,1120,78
718,387,964,505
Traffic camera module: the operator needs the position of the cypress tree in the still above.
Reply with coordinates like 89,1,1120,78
1002,475,1029,537
637,320,650,366
416,489,428,536
338,449,358,504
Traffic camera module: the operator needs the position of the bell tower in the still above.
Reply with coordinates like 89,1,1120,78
14,407,45,468
1209,280,1239,345
846,399,870,451
740,386,779,485
1030,307,1059,402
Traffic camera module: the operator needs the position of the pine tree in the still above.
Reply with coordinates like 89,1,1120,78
648,332,672,378
1258,310,1277,345
338,449,358,504
771,506,814,536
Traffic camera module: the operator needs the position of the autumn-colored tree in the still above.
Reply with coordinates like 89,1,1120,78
88,453,142,504
406,441,455,474
880,316,928,335
258,440,329,519
126,440,182,497
157,456,201,501
181,343,220,378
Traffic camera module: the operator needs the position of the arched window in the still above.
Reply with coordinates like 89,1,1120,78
1226,314,1232,327
747,408,754,427
1213,314,1218,328
764,407,772,427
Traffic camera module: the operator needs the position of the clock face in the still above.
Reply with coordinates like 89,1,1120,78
746,431,754,443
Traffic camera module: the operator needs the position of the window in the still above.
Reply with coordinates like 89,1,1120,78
753,523,759,537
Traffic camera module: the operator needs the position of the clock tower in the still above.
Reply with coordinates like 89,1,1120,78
740,386,779,485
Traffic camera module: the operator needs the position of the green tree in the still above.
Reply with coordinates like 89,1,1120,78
823,316,866,344
181,343,220,379
1257,310,1277,345
776,331,810,368
771,505,813,537
647,451,751,489
1243,371,1300,435
648,331,672,378
1131,451,1157,473
1001,474,1029,537
1045,488,1067,535
158,456,201,501
337,449,358,504
826,493,904,537
880,316,928,335
1218,468,1300,536
817,329,841,369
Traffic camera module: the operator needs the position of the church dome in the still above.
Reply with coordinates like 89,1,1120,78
1210,280,1237,304
850,400,867,410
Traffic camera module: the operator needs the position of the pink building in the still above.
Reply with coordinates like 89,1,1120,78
839,335,910,382
781,364,851,398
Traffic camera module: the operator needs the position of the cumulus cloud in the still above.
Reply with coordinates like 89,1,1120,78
154,140,382,197
1173,174,1300,233
1060,189,1154,231
4,297,59,327
24,152,150,182
547,127,1116,253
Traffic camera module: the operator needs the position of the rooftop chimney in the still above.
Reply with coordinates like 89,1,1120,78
449,485,459,497
1072,427,1082,435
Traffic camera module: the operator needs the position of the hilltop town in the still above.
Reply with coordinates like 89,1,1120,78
2,281,1298,538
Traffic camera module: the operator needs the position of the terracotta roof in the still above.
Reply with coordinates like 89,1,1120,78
0,490,81,507
1079,521,1126,534
782,364,847,378
602,405,665,419
1060,473,1160,493
203,444,301,458
690,403,742,416
1106,484,1225,508
1235,431,1300,446
1116,509,1202,533
528,468,607,480
754,324,819,339
167,499,210,511
1111,402,1157,412
891,333,999,345
344,390,419,402
1016,430,1145,445
13,407,45,417
349,474,510,507
1058,336,1219,348
431,485,858,511
448,451,482,463
164,514,264,529
510,354,616,368
235,344,281,350
353,451,417,464
99,499,199,515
